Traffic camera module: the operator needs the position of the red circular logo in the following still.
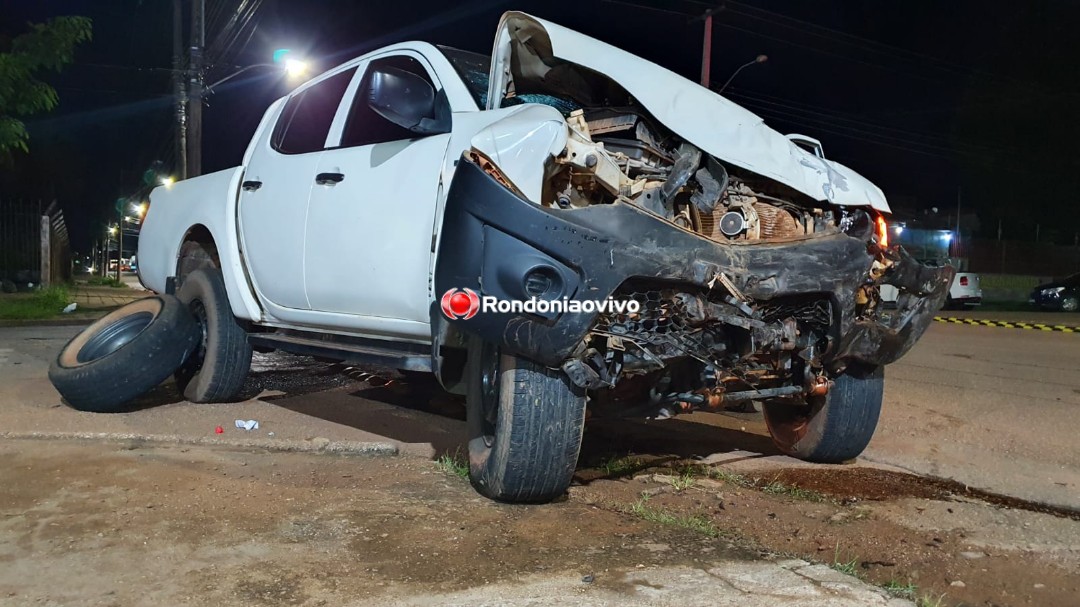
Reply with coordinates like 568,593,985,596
440,288,480,320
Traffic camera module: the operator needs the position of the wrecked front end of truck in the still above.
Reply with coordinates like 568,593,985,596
434,12,951,458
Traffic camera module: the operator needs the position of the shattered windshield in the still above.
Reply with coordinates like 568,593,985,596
438,45,582,115
439,46,490,108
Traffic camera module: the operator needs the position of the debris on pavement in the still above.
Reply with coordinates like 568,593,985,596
235,419,259,431
62,303,77,313
214,426,224,434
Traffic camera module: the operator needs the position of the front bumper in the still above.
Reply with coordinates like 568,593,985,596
434,159,953,370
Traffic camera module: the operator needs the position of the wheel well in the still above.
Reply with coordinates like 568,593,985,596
177,225,220,282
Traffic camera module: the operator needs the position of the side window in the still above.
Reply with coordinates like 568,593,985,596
340,55,437,148
272,68,356,154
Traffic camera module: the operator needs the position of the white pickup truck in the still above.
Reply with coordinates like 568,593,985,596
50,12,952,503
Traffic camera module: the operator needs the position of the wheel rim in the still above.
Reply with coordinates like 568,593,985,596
76,311,155,363
1063,297,1078,312
762,397,823,454
174,298,208,386
478,341,501,448
188,299,209,366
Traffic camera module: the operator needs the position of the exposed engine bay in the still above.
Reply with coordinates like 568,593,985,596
541,108,835,247
477,107,896,416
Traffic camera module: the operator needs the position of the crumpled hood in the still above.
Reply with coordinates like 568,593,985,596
486,12,890,213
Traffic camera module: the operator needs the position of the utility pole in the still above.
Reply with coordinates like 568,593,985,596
954,186,962,258
696,5,724,87
172,0,188,180
186,0,206,177
116,213,123,283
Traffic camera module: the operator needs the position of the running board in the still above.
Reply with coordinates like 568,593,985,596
248,330,432,372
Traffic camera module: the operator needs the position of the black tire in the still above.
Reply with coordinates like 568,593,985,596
174,267,253,402
762,366,884,463
466,337,587,503
49,296,200,412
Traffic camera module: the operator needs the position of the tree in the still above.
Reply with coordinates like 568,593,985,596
0,16,92,158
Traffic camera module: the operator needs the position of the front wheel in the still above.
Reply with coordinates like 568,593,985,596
762,366,884,463
465,337,587,503
1062,296,1079,313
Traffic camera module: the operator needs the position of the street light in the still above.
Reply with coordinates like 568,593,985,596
205,58,310,91
716,54,768,94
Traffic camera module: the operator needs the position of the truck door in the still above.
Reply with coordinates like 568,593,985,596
303,52,451,322
237,66,356,311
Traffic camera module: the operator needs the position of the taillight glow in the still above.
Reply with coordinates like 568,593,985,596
875,214,889,248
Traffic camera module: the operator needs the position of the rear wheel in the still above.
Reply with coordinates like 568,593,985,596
1062,296,1079,312
465,337,587,503
174,267,252,402
762,366,884,463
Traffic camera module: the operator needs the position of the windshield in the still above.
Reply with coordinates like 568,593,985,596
438,45,583,115
439,46,490,108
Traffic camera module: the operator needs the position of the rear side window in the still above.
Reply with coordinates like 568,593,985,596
272,68,356,154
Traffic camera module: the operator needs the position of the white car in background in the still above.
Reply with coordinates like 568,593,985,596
881,265,980,310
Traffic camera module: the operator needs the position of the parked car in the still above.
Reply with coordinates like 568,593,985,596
1030,273,1080,312
49,11,952,504
880,264,980,310
947,271,982,308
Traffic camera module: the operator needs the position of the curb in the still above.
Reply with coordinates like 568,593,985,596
0,317,101,328
933,316,1079,333
0,431,400,456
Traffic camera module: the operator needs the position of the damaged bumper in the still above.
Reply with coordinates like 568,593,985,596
434,159,952,371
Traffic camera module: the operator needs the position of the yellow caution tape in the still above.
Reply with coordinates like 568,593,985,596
933,316,1078,333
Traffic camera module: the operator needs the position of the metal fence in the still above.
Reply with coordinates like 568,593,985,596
0,199,70,288
967,239,1080,278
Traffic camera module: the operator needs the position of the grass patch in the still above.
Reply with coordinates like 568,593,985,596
86,276,127,288
434,450,469,480
626,496,721,537
598,454,649,478
702,466,827,502
916,594,947,607
669,468,697,491
883,579,918,600
760,480,826,502
831,543,860,577
0,286,71,320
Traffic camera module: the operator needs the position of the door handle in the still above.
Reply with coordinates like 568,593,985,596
242,180,262,192
315,172,345,185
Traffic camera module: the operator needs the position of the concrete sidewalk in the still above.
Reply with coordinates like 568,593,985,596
70,283,149,310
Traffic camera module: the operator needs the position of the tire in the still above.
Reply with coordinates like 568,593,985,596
174,267,253,402
1062,296,1079,313
762,366,884,463
465,337,587,503
49,296,200,412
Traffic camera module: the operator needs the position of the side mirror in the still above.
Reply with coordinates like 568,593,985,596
366,66,450,136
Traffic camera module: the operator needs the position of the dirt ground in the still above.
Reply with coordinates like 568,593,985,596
3,319,1079,606
572,436,1080,607
1,439,905,607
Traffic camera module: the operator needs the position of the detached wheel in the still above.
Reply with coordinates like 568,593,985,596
174,267,252,402
49,296,200,412
762,366,884,463
466,337,587,503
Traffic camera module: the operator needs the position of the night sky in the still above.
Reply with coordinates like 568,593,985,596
2,0,1078,252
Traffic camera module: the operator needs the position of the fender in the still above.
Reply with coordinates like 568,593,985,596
138,167,263,322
